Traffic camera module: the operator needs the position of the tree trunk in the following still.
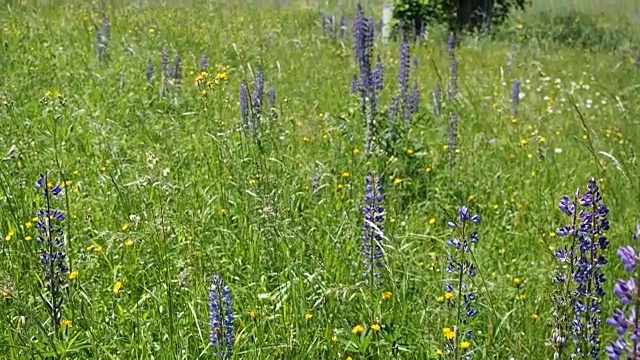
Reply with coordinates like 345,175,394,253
457,0,494,30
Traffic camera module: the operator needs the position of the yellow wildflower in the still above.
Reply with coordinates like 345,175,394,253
124,238,134,246
406,148,414,155
429,218,436,225
352,324,364,334
425,166,432,174
460,341,471,351
436,348,444,356
121,223,129,231
249,310,258,319
444,292,454,301
305,312,313,321
371,323,381,333
382,291,392,301
342,172,350,178
113,281,123,294
394,177,403,185
531,312,539,321
60,319,72,330
69,271,78,280
437,295,445,303
513,278,522,287
5,228,14,241
518,294,527,301
443,327,455,341
25,236,32,241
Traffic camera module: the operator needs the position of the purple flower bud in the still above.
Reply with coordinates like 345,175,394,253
618,246,637,272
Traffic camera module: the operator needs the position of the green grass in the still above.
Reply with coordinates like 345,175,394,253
1,1,640,359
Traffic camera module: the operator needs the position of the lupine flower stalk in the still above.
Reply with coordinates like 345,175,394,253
170,54,182,85
200,54,208,73
443,206,481,359
209,274,234,359
34,173,68,332
352,3,379,155
340,15,348,39
252,67,265,127
605,225,640,359
160,47,169,79
447,34,458,102
362,172,385,287
511,79,520,119
550,178,609,359
266,85,277,123
101,14,111,45
146,59,154,86
447,112,458,167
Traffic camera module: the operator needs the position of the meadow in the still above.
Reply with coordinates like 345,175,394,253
1,0,640,359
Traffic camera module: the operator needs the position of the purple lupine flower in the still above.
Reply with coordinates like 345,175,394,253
447,33,456,56
239,80,250,130
200,54,208,73
398,39,410,97
251,67,265,128
447,112,458,165
171,54,182,84
433,83,441,116
351,74,359,94
96,28,105,61
443,206,480,356
209,274,234,359
372,56,384,90
160,46,169,78
101,13,111,44
34,173,68,330
606,226,640,359
447,47,458,101
553,178,609,359
362,172,385,286
146,59,154,86
340,15,348,39
511,79,520,118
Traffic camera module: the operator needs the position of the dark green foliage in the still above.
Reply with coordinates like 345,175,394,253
392,0,529,35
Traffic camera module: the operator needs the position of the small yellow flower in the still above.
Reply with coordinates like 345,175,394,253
337,184,344,191
113,281,123,294
443,327,455,341
511,117,518,124
406,148,414,155
249,310,258,319
520,139,528,146
518,294,527,300
31,216,39,222
219,208,228,216
5,228,14,241
468,194,475,201
531,312,539,321
69,271,78,280
583,134,589,140
124,238,134,246
513,278,523,287
492,204,499,210
382,291,392,301
25,236,32,241
393,177,403,185
442,144,449,151
515,23,524,30
342,172,350,178
352,324,364,334
460,341,471,351
73,170,79,175
25,221,33,229
93,245,103,252
425,166,432,174
444,292,454,301
148,27,155,34
303,136,310,142
437,295,445,303
371,323,381,333
538,137,546,144
352,147,360,155
436,348,444,356
346,357,353,360
305,312,313,321
60,319,72,330
121,223,129,231
200,89,207,96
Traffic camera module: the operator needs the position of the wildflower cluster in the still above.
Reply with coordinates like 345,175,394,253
321,14,349,39
34,173,68,330
209,274,234,359
551,178,609,359
443,206,481,358
605,225,640,359
362,172,385,287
